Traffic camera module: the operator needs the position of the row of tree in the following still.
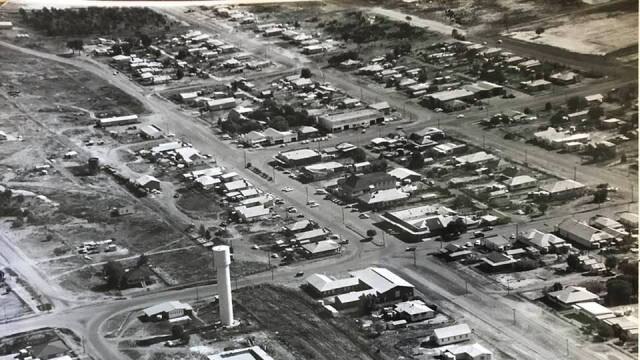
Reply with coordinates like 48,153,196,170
19,7,168,36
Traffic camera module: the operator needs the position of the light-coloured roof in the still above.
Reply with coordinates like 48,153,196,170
151,141,182,153
446,343,492,358
285,219,312,232
294,228,330,242
349,267,414,294
359,188,410,205
433,324,471,339
143,301,192,317
278,149,320,161
558,218,613,244
302,239,340,254
195,176,220,187
395,300,433,316
548,286,599,304
455,151,497,165
506,175,537,187
304,161,344,172
136,175,160,187
428,89,475,102
208,346,274,360
524,229,565,249
541,179,585,194
335,289,378,304
305,273,359,292
224,180,250,191
236,205,269,218
574,302,613,317
388,167,421,180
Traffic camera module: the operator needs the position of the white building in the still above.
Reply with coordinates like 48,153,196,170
433,324,472,346
394,300,435,322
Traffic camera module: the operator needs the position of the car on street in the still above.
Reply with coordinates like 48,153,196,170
473,231,485,238
281,187,293,192
295,271,304,277
271,253,279,258
296,214,305,218
405,247,416,252
309,203,319,208
359,213,370,219
483,226,494,231
286,207,297,213
456,114,465,118
464,242,473,248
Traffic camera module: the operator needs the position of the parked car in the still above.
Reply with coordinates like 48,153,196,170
359,213,370,219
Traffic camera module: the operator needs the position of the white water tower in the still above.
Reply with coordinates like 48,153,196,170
213,245,233,326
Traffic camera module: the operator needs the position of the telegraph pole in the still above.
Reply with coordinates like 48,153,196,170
305,186,309,204
573,166,577,181
341,207,345,224
512,308,516,325
413,250,417,266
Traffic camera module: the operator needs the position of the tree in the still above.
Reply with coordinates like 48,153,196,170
139,33,152,47
538,202,548,214
619,261,638,278
549,282,563,292
177,48,189,60
136,254,148,268
567,96,587,112
593,188,608,203
545,102,552,111
549,110,567,125
604,256,618,271
358,293,377,314
104,261,125,289
171,325,185,339
620,154,627,163
535,27,545,35
580,280,606,294
350,148,367,163
606,279,633,305
66,39,83,54
417,67,428,83
270,115,290,131
370,159,388,172
176,68,184,80
523,107,531,114
515,258,538,271
597,322,613,339
408,151,424,170
567,254,582,271
300,68,312,78
587,105,604,125
366,229,377,238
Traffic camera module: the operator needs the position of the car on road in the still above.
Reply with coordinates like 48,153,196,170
359,213,370,219
473,231,485,238
251,245,260,250
281,187,293,192
314,188,328,195
271,253,279,258
309,203,319,208
483,226,494,231
456,114,465,118
474,239,482,246
295,271,304,277
287,207,297,213
464,242,473,248
274,199,285,205
435,108,443,112
405,247,416,252
361,128,367,133
296,214,305,218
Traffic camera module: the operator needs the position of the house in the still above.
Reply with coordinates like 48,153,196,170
135,175,160,191
410,127,446,145
222,179,250,192
304,273,361,297
422,89,475,110
357,188,410,210
550,71,580,85
263,127,297,144
0,22,14,30
618,212,638,229
432,324,472,346
96,114,139,127
241,131,267,146
194,176,221,190
349,267,414,303
300,162,345,181
284,219,316,234
504,175,537,191
206,97,236,111
301,239,341,258
388,167,422,183
235,205,270,222
483,235,511,251
556,218,613,249
480,252,517,272
139,125,163,140
368,101,391,114
292,228,330,244
585,93,604,104
443,343,493,360
394,300,435,322
381,205,458,240
334,289,379,309
142,301,193,321
547,286,599,308
589,215,629,239
297,126,319,139
275,149,321,167
454,152,499,168
175,147,204,165
520,79,551,92
339,172,396,200
519,229,568,253
603,316,639,342
318,109,384,132
208,346,274,360
540,179,585,200
573,302,615,321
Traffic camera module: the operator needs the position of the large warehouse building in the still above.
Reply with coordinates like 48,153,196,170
318,109,384,132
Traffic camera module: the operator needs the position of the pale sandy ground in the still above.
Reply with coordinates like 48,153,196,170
5,0,318,9
506,12,638,56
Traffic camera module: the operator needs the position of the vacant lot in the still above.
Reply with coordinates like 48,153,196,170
508,11,638,56
235,284,379,360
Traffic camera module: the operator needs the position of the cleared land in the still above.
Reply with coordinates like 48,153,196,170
507,11,638,56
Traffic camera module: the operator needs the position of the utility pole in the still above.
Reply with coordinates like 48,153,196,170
305,186,309,204
413,250,416,266
524,149,528,164
482,135,486,150
272,167,276,183
271,267,274,281
196,286,199,301
512,308,516,325
465,280,469,295
244,150,247,167
573,166,577,181
341,207,345,224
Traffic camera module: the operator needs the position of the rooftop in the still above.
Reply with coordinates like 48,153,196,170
394,300,433,316
143,301,192,317
208,346,274,360
541,179,585,194
349,267,414,295
548,286,599,305
359,188,410,205
278,148,320,161
433,323,471,339
305,273,360,292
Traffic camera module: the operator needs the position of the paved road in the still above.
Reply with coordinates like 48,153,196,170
0,10,636,360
